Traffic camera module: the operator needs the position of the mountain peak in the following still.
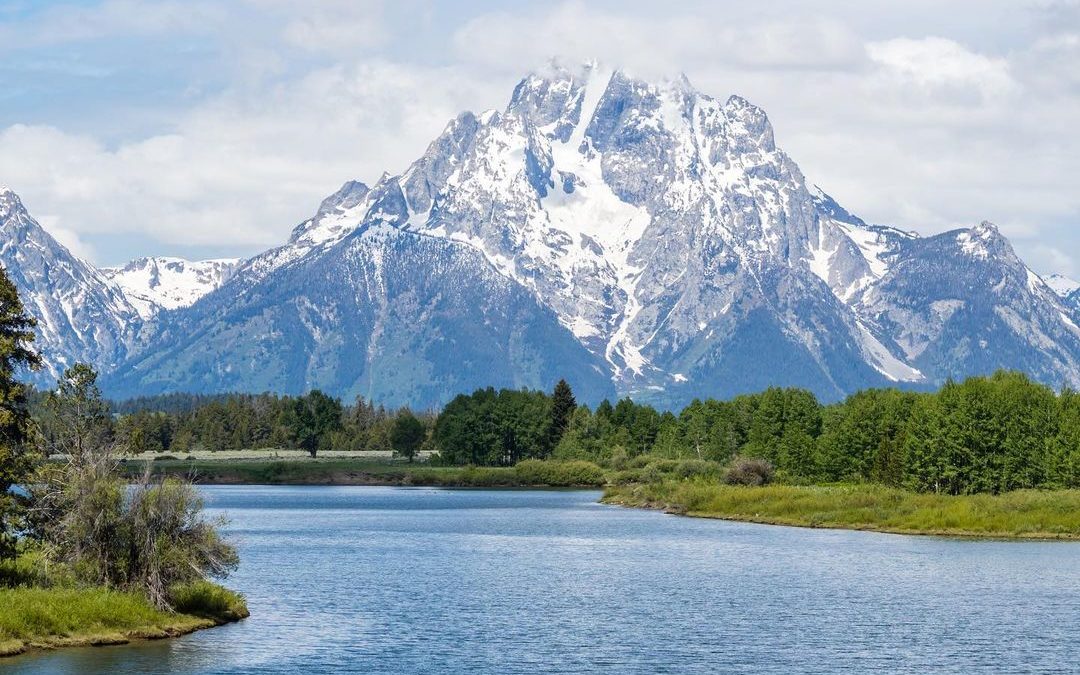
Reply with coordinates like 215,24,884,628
1045,273,1080,298
0,186,26,220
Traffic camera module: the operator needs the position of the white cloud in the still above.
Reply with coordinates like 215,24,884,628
867,37,1017,100
0,61,504,259
279,0,386,54
452,2,866,75
0,0,1077,275
0,0,225,49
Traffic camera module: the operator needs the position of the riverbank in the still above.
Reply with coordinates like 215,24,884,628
0,581,248,657
124,456,1080,539
120,457,608,488
603,481,1080,539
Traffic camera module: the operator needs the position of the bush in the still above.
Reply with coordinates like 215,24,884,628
457,466,514,487
0,550,48,588
640,459,678,483
513,460,606,487
674,459,723,479
609,468,645,485
606,447,630,471
724,457,775,486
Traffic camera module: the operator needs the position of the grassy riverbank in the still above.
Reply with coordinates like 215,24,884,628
0,581,248,657
122,455,1080,539
603,481,1080,539
120,457,608,488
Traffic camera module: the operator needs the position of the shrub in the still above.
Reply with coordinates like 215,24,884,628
513,460,606,487
640,459,678,483
457,466,513,487
674,459,723,479
724,457,775,486
609,468,645,485
606,447,630,471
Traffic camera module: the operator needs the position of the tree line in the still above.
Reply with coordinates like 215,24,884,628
435,372,1080,494
31,390,437,462
93,369,1080,495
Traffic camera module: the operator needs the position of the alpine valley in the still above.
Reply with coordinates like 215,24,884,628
4,64,1080,409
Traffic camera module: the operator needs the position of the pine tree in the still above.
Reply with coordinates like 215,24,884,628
548,379,577,452
0,266,41,560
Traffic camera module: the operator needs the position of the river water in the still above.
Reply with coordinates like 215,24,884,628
7,486,1080,674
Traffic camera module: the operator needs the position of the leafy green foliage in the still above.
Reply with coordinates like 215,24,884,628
389,410,426,463
29,365,239,610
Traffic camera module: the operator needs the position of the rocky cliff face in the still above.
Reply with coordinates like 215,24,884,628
0,187,140,383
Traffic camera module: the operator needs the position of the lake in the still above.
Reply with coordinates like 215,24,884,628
8,486,1080,674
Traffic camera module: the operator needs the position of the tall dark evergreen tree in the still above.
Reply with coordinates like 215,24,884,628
549,379,577,452
0,266,41,560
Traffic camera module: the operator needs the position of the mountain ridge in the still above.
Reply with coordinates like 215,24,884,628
3,64,1080,407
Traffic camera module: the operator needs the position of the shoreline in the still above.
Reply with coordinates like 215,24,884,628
122,458,607,489
0,583,249,660
602,482,1080,541
126,459,1080,540
601,493,1080,541
1,611,243,659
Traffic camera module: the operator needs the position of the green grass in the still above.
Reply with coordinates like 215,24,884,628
169,581,249,622
0,581,248,656
603,480,1080,539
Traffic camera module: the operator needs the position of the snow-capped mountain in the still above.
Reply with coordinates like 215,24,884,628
1045,274,1080,299
103,256,238,318
1045,273,1080,315
9,64,1080,407
112,211,616,408
0,187,140,382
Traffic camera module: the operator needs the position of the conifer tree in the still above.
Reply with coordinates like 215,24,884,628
549,379,577,451
0,266,40,560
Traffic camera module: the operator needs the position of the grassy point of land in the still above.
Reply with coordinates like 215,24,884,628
0,581,248,657
603,481,1080,540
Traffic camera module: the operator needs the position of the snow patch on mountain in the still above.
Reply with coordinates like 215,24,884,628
1045,273,1080,298
0,187,139,380
103,257,239,318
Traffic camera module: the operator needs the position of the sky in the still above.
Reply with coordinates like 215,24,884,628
0,0,1078,275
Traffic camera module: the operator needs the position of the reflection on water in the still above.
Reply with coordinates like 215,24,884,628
8,486,1080,674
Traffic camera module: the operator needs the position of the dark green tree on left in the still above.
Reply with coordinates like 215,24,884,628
0,266,41,560
548,379,577,454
